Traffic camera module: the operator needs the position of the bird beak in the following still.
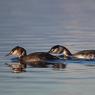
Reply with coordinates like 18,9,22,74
48,49,52,53
5,52,12,56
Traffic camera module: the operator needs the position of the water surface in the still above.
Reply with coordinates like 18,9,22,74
0,0,95,95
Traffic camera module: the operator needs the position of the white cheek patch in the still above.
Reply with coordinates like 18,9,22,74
52,49,58,53
12,50,18,56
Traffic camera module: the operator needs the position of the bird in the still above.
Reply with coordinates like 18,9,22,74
6,46,66,69
49,45,95,60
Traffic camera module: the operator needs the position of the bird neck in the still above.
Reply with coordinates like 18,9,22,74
20,58,27,68
63,47,72,57
20,50,27,57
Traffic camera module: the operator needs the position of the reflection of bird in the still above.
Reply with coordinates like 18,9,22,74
6,46,66,69
49,45,95,60
5,63,26,73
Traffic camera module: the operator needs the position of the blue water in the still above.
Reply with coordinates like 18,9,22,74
0,0,95,95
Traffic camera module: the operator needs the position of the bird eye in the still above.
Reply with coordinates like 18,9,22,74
52,49,54,51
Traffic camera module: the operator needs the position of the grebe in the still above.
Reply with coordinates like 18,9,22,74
6,46,66,68
49,45,95,60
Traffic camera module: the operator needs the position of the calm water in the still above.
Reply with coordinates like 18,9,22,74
0,0,95,95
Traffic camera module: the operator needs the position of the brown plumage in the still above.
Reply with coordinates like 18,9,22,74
20,52,59,67
73,50,95,60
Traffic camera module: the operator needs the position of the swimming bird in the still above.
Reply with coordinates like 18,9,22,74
6,46,66,69
49,45,95,60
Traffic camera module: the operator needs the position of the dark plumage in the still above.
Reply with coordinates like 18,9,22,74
20,52,59,67
73,50,95,60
